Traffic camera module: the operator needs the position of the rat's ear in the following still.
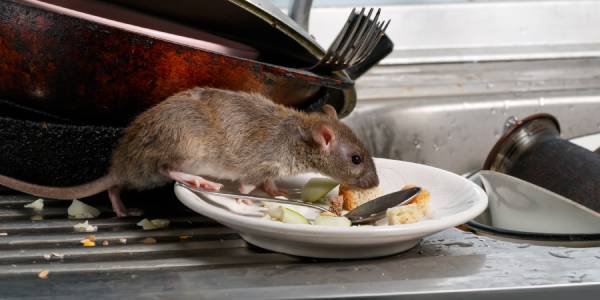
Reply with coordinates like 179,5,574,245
311,124,335,151
322,104,338,119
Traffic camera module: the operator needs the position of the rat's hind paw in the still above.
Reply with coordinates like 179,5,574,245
261,180,288,198
164,170,223,191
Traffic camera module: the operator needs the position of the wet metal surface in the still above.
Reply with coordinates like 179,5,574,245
346,58,600,174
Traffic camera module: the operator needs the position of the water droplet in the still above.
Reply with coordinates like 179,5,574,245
504,116,519,131
538,97,545,107
413,139,421,149
442,241,473,247
548,250,574,259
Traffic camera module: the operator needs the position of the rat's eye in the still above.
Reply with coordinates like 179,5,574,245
351,154,362,165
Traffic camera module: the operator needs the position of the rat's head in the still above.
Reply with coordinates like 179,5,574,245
297,105,379,189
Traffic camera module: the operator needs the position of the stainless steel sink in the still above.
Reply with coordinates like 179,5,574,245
344,58,600,174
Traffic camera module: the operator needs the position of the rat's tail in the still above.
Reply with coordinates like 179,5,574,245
0,174,116,200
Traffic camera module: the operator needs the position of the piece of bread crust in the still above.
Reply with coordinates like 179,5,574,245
404,185,430,216
339,185,384,211
387,185,431,224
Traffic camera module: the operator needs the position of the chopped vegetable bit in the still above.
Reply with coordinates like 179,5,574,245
281,207,309,224
68,199,100,219
43,253,64,260
142,237,157,244
73,220,98,233
24,199,44,211
268,206,284,220
268,205,310,224
302,178,339,203
102,240,109,246
38,269,49,279
136,218,170,230
80,238,96,247
314,215,351,227
119,238,127,244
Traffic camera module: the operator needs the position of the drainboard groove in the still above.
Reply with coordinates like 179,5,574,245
0,227,238,247
0,253,300,276
0,216,215,232
0,239,249,262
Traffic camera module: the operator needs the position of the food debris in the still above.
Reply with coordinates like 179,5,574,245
38,269,49,279
179,235,192,240
73,220,98,233
68,199,100,219
328,195,343,216
86,235,97,242
142,237,157,244
102,240,109,246
0,232,7,236
31,215,44,221
43,252,65,260
80,237,96,247
136,218,170,230
119,238,127,244
24,199,44,211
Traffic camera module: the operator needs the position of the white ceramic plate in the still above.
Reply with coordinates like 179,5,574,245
175,158,488,259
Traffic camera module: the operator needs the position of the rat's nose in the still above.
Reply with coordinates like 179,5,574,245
358,172,379,188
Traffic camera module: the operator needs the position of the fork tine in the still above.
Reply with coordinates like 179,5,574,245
309,7,390,72
326,8,355,55
348,8,381,65
340,8,375,64
336,8,372,65
313,8,355,68
356,19,390,64
323,9,360,66
353,19,385,64
332,7,365,65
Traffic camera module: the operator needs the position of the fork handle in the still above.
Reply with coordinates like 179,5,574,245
178,183,330,213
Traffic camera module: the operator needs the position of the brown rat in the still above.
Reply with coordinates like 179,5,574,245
0,87,379,216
